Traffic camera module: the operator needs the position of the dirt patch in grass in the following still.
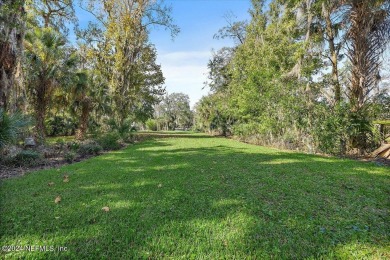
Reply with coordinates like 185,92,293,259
0,154,96,180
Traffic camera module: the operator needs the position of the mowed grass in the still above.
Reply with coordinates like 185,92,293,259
1,134,389,259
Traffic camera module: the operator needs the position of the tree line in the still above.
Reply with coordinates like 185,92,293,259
1,0,389,157
0,0,178,145
195,0,390,155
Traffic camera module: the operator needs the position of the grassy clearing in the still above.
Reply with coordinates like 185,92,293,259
1,134,389,259
45,136,76,145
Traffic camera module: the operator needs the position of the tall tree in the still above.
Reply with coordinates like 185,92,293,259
206,47,234,93
0,0,25,111
344,0,390,112
79,0,178,127
154,93,192,130
71,71,91,140
26,0,76,33
320,0,344,104
24,27,77,140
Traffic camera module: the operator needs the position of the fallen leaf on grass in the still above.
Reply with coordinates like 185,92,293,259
55,196,62,204
102,206,110,212
63,175,69,183
48,182,55,186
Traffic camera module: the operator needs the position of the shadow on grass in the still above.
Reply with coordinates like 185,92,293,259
1,137,389,259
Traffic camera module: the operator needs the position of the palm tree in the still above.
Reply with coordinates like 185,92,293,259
343,0,390,151
24,27,77,141
344,0,390,112
0,108,30,149
72,71,91,140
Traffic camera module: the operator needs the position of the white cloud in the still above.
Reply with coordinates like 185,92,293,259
156,51,212,108
159,51,210,65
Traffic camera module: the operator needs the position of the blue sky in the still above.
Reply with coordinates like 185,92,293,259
76,0,252,107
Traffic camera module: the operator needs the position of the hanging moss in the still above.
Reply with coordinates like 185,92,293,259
0,0,25,111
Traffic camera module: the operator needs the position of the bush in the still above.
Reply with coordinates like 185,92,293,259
64,151,76,163
145,119,157,131
78,142,103,156
0,109,30,149
45,116,77,136
121,132,135,144
8,150,42,166
313,104,380,155
67,141,80,152
105,118,135,137
96,132,121,150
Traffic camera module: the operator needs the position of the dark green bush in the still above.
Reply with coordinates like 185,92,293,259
96,132,121,150
0,109,30,149
67,141,80,152
105,118,134,137
145,119,157,131
64,151,76,163
78,143,103,156
121,132,135,144
9,150,42,166
45,116,77,136
314,104,380,155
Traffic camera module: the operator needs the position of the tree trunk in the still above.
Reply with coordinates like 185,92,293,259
36,100,46,142
76,97,91,140
35,80,48,142
0,42,16,111
345,0,389,153
0,0,25,111
322,2,341,104
347,1,374,112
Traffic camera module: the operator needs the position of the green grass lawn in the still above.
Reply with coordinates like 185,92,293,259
1,134,389,259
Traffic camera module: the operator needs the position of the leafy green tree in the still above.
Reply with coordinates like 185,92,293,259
194,93,233,136
206,47,234,93
155,93,193,130
26,0,76,33
78,0,178,129
198,0,389,154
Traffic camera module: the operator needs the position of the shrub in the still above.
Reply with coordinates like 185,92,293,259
64,151,76,163
145,119,157,131
105,118,134,137
9,150,42,166
96,132,121,150
45,116,77,136
0,109,30,149
78,143,103,156
121,132,135,144
67,141,80,152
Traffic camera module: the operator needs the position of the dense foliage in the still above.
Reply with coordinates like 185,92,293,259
0,0,177,146
196,0,390,155
1,0,389,158
153,92,193,131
